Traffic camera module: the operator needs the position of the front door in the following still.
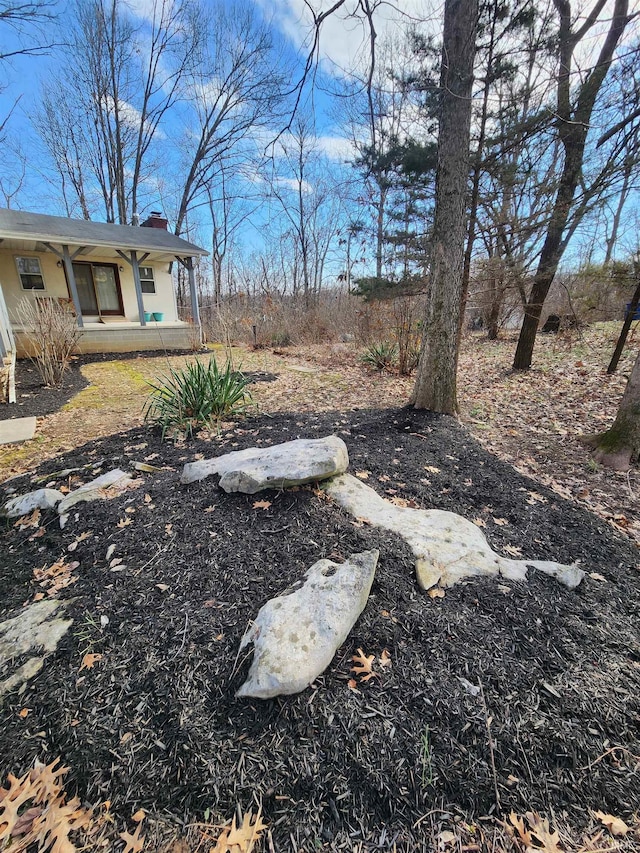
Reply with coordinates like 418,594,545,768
71,263,123,316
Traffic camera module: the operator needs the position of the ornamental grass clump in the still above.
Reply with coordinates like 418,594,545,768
144,358,252,439
360,340,398,372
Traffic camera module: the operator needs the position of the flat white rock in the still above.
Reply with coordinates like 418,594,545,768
2,488,64,518
181,435,349,493
324,474,583,590
0,599,73,699
237,549,379,699
57,469,133,515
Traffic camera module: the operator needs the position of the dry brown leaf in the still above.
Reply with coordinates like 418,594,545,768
212,807,268,853
120,820,146,853
508,812,533,847
14,509,41,530
526,812,563,852
18,708,29,718
351,648,377,682
252,500,272,510
79,653,103,672
117,517,132,528
355,471,369,479
131,808,146,823
165,523,173,535
472,517,486,527
347,678,359,692
205,505,216,513
593,810,629,837
424,465,440,474
493,517,509,526
503,544,523,557
428,587,445,599
379,649,392,669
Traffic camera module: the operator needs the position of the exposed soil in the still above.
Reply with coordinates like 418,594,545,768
1,407,639,851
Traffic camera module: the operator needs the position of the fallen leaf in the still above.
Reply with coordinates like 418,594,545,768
156,583,169,592
589,572,607,582
120,821,145,853
132,808,146,823
428,587,445,599
204,505,216,513
347,678,359,692
18,708,29,718
379,649,392,669
472,516,486,527
493,517,509,526
438,829,457,846
351,648,377,682
79,653,103,672
508,812,533,847
117,517,132,528
503,544,523,557
424,465,441,474
144,493,152,503
355,471,369,479
593,810,629,837
213,807,267,853
165,523,173,535
526,811,563,852
14,509,41,530
252,500,272,510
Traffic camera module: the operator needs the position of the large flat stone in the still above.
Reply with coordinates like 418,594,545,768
237,550,379,699
2,488,64,518
0,599,72,700
0,416,36,445
57,468,134,515
181,435,349,493
324,474,583,590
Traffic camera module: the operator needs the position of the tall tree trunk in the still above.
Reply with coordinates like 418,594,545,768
512,0,630,370
586,348,640,470
411,0,478,414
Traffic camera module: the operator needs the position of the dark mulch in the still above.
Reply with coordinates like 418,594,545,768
1,359,89,420
1,407,639,851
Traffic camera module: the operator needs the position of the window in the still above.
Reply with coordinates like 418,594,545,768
16,256,45,290
139,266,155,293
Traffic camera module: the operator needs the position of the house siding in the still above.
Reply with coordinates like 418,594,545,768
0,249,179,322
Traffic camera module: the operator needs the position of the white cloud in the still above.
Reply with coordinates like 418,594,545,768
255,0,438,77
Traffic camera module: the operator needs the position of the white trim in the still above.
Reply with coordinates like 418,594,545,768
15,255,46,291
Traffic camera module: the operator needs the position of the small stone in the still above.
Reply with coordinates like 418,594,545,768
237,550,379,699
181,436,349,493
2,488,64,519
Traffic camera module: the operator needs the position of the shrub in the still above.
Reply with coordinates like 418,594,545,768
360,340,398,371
143,358,252,439
16,297,82,387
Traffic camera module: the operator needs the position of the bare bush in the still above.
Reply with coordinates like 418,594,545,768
16,297,82,387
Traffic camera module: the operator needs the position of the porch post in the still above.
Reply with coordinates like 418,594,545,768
61,245,84,328
185,257,202,345
131,250,146,326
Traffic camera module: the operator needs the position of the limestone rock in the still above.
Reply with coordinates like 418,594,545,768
181,435,349,493
0,599,72,699
324,474,583,590
2,488,64,518
236,550,379,699
57,469,134,515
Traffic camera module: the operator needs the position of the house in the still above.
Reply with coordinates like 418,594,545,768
0,207,208,357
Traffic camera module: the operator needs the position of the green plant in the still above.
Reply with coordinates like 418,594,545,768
360,340,398,371
420,724,434,788
143,357,252,439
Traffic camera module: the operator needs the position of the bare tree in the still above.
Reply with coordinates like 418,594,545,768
512,0,634,370
172,1,284,238
37,0,196,223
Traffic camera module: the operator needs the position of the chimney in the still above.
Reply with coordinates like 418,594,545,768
141,211,168,230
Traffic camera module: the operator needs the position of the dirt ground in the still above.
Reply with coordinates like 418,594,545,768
1,325,639,852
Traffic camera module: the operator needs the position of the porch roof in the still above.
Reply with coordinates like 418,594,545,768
0,208,208,262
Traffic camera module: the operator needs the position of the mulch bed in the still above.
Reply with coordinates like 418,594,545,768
1,407,639,850
1,359,89,420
